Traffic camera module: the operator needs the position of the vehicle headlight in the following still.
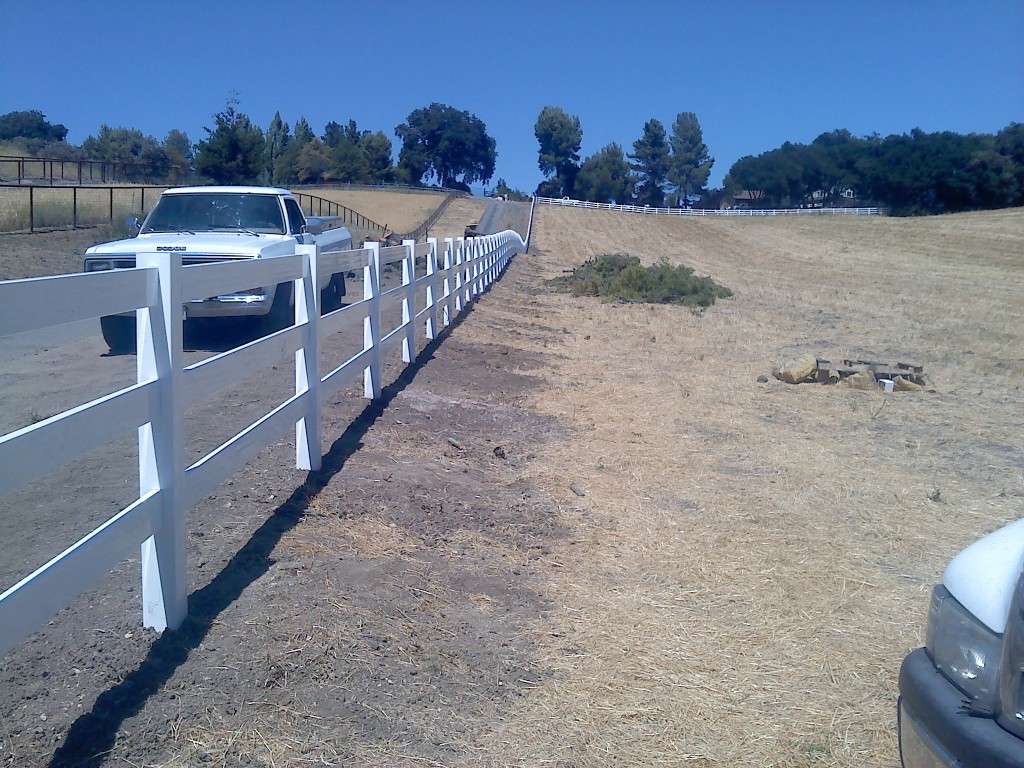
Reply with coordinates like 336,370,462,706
999,571,1024,737
926,584,1002,709
85,256,136,272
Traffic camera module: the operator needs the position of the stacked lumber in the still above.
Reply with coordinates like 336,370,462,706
773,355,926,391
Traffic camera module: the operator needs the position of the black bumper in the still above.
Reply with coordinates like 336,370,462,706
899,648,1024,768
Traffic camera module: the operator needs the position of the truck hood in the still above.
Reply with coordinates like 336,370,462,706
944,517,1024,633
85,232,296,258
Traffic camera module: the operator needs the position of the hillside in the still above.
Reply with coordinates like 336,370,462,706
450,205,1024,765
2,206,1021,766
301,187,450,235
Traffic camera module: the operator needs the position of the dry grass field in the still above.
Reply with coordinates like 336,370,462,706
0,185,166,231
2,202,1021,767
302,187,451,234
439,206,1023,766
0,185,449,236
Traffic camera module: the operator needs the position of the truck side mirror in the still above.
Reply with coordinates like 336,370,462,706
125,216,142,237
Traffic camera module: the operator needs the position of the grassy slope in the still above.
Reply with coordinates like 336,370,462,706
301,188,450,235
454,206,1023,766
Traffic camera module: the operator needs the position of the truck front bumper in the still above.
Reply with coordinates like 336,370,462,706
184,294,272,319
898,648,1024,768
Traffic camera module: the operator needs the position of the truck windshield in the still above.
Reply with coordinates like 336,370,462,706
142,194,286,234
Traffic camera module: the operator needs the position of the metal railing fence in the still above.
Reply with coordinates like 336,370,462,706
0,155,187,186
395,190,469,241
0,185,388,234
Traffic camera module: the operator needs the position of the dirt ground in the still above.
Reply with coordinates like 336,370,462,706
2,203,1023,767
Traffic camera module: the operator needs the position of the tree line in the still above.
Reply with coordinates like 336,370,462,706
0,100,498,191
4,104,1022,216
533,106,713,208
533,105,1024,215
725,126,1024,215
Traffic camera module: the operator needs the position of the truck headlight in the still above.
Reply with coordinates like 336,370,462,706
926,584,1002,709
85,256,136,272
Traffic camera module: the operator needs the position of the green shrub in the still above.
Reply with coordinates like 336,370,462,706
550,253,732,307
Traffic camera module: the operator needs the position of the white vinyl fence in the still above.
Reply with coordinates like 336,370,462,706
0,230,525,656
537,196,883,216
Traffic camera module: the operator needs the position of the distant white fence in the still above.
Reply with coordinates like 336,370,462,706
536,196,883,216
0,230,525,655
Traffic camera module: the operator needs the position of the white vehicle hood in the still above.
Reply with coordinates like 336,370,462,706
86,233,297,258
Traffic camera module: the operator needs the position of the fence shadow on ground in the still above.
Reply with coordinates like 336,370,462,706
47,309,473,768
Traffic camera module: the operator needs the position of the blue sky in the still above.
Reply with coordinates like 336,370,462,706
2,1,1021,193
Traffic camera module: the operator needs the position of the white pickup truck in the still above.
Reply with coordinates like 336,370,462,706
83,186,352,352
898,520,1024,767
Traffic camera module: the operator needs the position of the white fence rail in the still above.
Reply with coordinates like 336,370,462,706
536,196,883,216
0,230,525,656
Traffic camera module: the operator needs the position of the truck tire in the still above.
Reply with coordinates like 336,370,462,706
320,274,346,313
261,282,293,334
100,315,135,354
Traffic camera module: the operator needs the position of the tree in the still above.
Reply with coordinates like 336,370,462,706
724,154,770,204
724,126,1023,215
994,122,1024,206
82,125,169,181
296,138,331,184
668,112,713,207
320,120,394,183
534,105,582,197
395,103,496,188
163,129,193,183
803,129,863,206
360,131,394,183
575,143,634,204
266,111,290,183
629,119,671,206
0,110,68,143
293,117,315,146
326,137,369,182
194,98,266,185
323,119,360,148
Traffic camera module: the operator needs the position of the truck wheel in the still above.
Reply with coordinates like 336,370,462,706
320,274,346,313
261,283,293,334
100,315,135,354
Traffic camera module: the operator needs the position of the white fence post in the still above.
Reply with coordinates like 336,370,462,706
486,239,496,287
461,238,472,306
401,239,416,364
425,237,438,340
136,252,188,632
468,239,479,298
442,238,454,327
295,243,321,471
453,238,465,314
469,238,480,300
363,241,382,400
